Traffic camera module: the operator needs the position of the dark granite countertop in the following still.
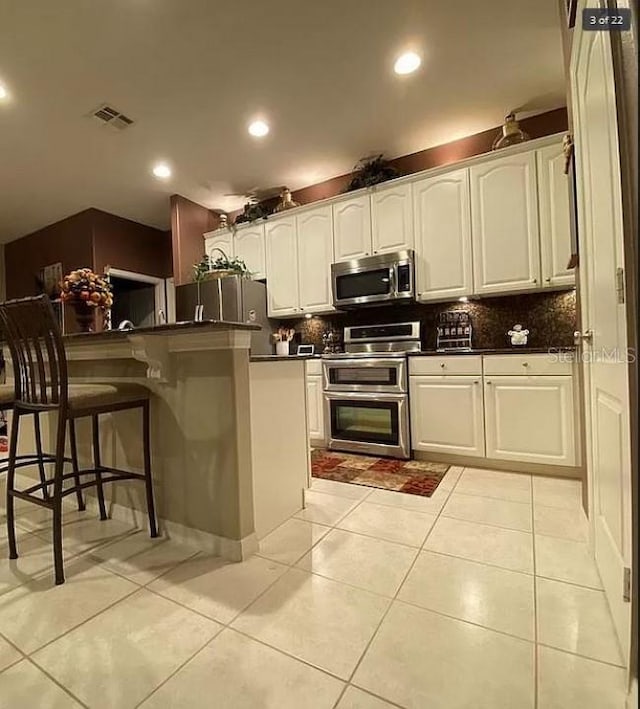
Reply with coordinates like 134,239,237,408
409,347,576,357
64,319,260,342
250,354,323,362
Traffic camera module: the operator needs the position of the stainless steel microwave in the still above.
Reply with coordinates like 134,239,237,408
331,250,415,309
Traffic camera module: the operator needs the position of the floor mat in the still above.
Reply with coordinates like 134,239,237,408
311,449,449,497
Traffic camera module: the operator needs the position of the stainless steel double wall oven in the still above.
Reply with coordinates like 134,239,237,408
322,322,421,459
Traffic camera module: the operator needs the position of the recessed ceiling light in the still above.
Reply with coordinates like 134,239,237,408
248,120,269,138
152,162,172,179
0,84,8,100
394,52,421,75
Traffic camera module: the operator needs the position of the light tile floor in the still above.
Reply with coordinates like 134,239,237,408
0,466,628,708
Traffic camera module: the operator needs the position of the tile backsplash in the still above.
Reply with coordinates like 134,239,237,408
278,289,577,353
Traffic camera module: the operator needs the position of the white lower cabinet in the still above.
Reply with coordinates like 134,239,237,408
410,375,485,457
483,375,576,465
305,374,325,442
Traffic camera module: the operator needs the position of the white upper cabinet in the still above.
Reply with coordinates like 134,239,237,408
265,217,299,317
536,143,575,287
332,194,372,262
234,224,266,280
296,205,334,313
470,151,541,294
204,229,234,262
371,182,414,254
413,168,473,301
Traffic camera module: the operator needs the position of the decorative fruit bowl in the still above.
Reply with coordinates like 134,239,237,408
60,267,113,332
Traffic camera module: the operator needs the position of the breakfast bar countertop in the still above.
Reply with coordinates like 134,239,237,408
63,319,260,341
250,354,323,362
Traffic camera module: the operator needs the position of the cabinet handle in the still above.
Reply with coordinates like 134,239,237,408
531,278,537,284
522,362,529,367
373,250,378,254
486,381,492,385
545,277,551,283
440,363,446,368
473,380,479,385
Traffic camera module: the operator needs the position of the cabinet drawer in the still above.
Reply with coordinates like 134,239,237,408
409,355,483,376
306,359,323,376
483,354,572,376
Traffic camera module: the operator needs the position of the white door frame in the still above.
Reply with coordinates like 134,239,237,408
105,267,168,322
570,0,634,674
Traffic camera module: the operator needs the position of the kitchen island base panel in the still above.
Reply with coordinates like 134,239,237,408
249,360,310,539
9,323,309,560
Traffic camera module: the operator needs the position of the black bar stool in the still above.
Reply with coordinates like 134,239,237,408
0,295,158,585
1,384,86,506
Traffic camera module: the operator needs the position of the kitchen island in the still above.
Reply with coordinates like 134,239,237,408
9,320,311,559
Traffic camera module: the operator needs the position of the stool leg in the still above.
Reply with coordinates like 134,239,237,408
52,417,66,585
142,401,158,538
6,411,21,560
92,415,108,521
68,420,86,511
33,413,49,500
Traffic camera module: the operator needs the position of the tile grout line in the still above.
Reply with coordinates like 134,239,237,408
132,625,225,709
439,510,533,535
330,467,461,707
535,641,628,670
531,475,539,709
24,582,143,658
25,655,91,708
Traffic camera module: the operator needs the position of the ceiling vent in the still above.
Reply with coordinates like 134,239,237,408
89,103,135,131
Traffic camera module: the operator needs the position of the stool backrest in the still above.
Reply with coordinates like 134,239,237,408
0,295,68,409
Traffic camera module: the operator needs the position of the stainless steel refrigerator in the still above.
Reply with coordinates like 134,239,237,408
175,277,272,355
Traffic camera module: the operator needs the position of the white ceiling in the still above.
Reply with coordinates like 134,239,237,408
0,0,566,243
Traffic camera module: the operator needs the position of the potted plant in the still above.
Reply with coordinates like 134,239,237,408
345,154,399,191
60,267,113,332
193,249,251,282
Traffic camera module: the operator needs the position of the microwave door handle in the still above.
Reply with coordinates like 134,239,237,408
390,265,398,296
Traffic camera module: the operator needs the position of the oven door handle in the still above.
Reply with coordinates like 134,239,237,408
324,391,408,402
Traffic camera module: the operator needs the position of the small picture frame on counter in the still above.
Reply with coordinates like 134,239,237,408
297,344,315,356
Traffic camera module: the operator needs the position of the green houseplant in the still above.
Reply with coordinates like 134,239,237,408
193,249,251,282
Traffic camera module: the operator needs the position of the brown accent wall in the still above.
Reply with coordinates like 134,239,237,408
229,108,568,219
170,195,220,286
91,209,172,278
4,210,95,300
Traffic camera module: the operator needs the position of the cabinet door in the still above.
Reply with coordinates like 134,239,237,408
306,374,325,442
413,169,473,301
410,376,485,457
332,195,372,262
470,151,541,294
296,205,334,313
265,217,299,317
537,143,575,287
234,224,266,280
371,182,414,254
484,375,576,465
204,230,234,262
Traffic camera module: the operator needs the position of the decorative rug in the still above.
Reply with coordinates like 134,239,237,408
311,449,449,497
